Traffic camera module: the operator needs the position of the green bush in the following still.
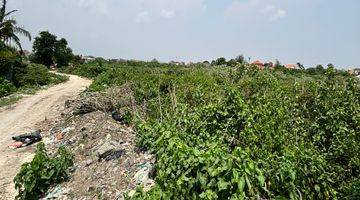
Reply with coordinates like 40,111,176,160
15,64,51,86
14,143,74,200
0,77,16,97
14,63,68,88
61,61,360,199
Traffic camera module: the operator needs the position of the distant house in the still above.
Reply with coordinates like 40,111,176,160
81,55,96,63
251,60,265,69
284,64,298,70
170,61,185,66
186,62,194,66
350,68,360,76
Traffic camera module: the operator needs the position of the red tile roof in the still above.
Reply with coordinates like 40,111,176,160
285,64,297,69
252,60,264,66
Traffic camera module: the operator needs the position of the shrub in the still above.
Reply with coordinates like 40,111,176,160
15,64,51,86
14,143,74,200
0,77,16,97
60,61,360,199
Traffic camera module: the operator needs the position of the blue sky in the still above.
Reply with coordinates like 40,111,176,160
9,0,360,68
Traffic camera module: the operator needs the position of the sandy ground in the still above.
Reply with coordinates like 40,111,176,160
0,73,91,200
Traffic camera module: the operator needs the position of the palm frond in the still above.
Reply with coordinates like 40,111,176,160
10,33,23,52
0,0,7,21
14,26,31,41
4,9,17,18
0,19,16,28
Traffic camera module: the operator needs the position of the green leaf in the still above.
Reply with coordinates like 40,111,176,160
257,174,265,186
217,179,229,191
238,176,246,192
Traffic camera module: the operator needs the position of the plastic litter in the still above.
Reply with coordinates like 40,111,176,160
61,127,75,134
55,132,64,141
12,130,42,146
134,163,153,184
41,185,69,200
111,110,125,124
8,141,24,149
98,149,125,162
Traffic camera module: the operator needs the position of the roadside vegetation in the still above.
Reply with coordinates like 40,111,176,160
0,0,75,106
14,143,74,200
60,59,360,199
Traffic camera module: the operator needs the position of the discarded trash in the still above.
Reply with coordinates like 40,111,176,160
134,163,153,185
12,130,42,146
61,127,75,134
84,160,93,167
111,110,125,124
8,141,24,149
98,149,125,162
133,162,155,192
55,132,64,141
42,185,69,200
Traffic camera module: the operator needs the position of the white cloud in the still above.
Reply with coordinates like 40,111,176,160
160,9,175,19
270,9,286,21
261,5,276,13
66,0,109,15
225,1,287,22
135,11,150,23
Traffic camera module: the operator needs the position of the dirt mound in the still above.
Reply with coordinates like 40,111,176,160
64,85,136,116
37,87,154,199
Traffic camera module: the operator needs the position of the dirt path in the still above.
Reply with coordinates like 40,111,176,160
0,73,91,200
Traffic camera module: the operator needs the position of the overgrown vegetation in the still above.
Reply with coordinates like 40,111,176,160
0,45,68,99
0,1,72,100
14,143,74,200
63,60,360,199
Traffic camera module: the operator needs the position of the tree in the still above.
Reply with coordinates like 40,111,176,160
31,31,57,67
203,60,210,64
32,31,74,67
227,59,237,67
235,54,245,64
274,59,283,69
0,0,31,52
54,38,73,67
297,62,305,70
264,62,274,68
327,63,334,69
213,57,227,66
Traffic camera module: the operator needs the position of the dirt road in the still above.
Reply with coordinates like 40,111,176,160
0,73,91,199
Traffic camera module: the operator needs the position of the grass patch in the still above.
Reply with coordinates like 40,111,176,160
0,95,22,107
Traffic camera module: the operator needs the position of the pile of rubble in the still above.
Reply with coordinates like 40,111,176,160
37,87,155,199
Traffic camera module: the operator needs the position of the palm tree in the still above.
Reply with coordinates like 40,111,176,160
0,0,31,52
